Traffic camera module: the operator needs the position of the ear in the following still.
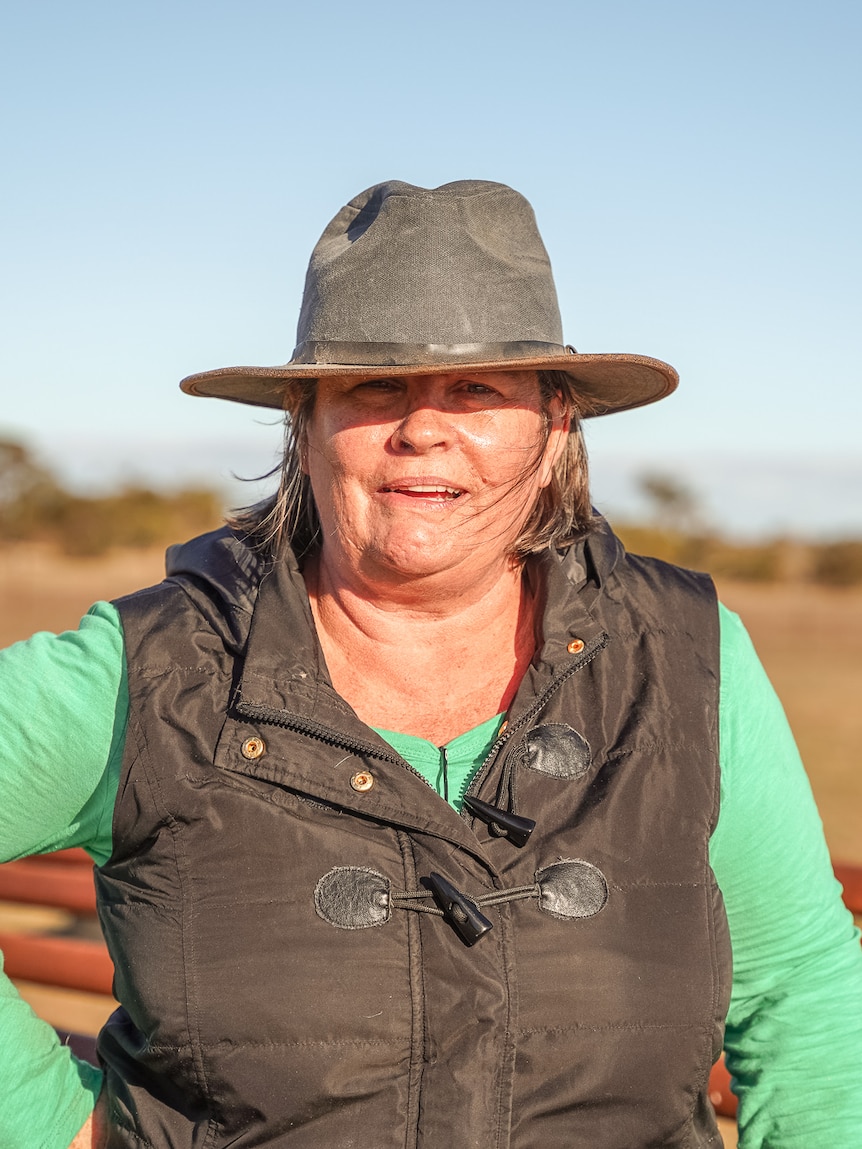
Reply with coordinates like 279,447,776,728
538,397,571,489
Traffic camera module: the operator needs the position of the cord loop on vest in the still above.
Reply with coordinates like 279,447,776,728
315,861,608,942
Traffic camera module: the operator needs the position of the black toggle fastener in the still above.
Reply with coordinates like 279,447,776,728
426,872,494,946
463,796,536,848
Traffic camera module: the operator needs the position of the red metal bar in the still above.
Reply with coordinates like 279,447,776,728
707,1054,738,1118
0,858,97,915
0,931,114,996
833,862,862,915
32,848,94,867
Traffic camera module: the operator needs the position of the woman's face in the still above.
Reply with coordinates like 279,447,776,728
302,370,568,585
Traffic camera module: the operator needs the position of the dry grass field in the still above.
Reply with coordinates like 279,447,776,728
3,543,860,1149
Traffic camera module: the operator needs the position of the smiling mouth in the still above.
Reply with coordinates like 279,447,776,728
380,484,464,499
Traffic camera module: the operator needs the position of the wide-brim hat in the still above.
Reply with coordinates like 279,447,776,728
181,180,678,417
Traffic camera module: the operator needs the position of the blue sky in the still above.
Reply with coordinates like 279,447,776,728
2,1,860,537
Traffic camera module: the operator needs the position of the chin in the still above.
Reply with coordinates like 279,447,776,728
380,551,464,580
366,536,472,580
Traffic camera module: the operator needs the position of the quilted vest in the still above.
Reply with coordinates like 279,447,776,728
98,522,731,1148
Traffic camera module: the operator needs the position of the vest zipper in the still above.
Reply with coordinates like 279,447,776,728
237,629,608,807
463,630,609,810
234,701,439,792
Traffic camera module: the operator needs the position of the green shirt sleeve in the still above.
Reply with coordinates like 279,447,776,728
713,603,862,1147
0,601,126,1149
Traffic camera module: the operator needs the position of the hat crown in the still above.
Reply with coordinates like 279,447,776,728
295,180,564,352
180,177,678,417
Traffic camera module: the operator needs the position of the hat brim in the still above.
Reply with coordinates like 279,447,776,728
180,351,677,418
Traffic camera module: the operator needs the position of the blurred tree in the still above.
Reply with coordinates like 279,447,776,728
0,438,67,540
812,541,862,587
0,438,223,554
637,471,704,536
608,470,862,585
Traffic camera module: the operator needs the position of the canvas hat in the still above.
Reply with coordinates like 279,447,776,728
180,180,678,417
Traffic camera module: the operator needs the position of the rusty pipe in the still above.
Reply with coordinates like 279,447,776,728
0,931,114,995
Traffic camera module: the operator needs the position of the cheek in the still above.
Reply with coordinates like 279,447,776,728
329,426,385,480
467,412,548,483
305,421,386,507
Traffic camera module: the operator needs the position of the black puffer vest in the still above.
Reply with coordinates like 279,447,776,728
99,522,731,1148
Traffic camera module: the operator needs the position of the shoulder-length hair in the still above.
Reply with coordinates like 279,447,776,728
229,370,596,561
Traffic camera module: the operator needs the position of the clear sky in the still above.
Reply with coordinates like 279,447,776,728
2,0,860,536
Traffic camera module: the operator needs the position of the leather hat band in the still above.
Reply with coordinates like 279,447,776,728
291,340,570,368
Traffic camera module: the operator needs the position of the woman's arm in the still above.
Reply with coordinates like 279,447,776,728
712,605,862,1147
68,1087,107,1149
0,603,126,1149
68,1116,94,1149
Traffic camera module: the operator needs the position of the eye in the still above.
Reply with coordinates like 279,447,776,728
456,380,509,406
355,377,400,393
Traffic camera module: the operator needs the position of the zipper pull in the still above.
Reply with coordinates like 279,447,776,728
426,872,494,946
463,796,536,848
438,745,449,804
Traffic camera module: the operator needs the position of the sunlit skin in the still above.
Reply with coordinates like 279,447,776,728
302,370,569,742
70,1089,106,1148
303,370,567,591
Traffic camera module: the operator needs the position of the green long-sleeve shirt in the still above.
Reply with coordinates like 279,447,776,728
1,600,861,1148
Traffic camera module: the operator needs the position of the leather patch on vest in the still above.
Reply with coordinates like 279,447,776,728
535,860,608,919
314,866,391,929
518,723,592,779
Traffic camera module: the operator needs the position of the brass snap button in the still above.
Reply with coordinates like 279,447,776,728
350,770,375,792
241,736,266,760
567,638,585,655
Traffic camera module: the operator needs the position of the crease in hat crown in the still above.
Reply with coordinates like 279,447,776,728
180,179,679,417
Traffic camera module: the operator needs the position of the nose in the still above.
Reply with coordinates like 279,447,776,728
390,399,453,453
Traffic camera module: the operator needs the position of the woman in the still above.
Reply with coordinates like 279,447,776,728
2,180,861,1148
